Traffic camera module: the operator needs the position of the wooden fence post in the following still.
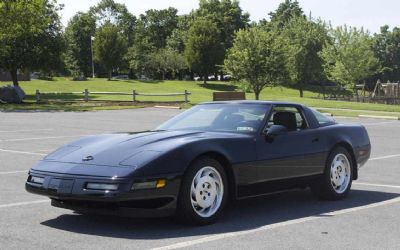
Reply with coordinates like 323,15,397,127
184,90,188,103
133,90,136,103
84,89,89,102
35,89,40,103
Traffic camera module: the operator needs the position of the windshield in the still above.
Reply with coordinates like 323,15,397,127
157,103,270,133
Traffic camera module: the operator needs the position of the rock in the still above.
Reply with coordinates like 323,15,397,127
0,85,25,103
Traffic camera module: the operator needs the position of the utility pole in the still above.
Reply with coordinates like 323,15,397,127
91,36,95,78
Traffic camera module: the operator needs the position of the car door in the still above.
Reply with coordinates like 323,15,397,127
253,105,326,184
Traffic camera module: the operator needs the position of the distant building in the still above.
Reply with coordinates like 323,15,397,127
0,69,30,82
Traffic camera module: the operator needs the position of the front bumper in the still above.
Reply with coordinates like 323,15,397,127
25,170,181,217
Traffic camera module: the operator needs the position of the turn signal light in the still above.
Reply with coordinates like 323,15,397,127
131,179,167,190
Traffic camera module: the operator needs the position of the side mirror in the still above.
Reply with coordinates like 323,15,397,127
264,125,288,138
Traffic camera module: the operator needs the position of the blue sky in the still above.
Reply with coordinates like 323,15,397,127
59,0,400,33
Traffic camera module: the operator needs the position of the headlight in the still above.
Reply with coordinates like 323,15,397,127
86,183,118,191
131,179,166,190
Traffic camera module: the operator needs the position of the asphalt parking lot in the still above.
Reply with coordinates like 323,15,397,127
0,108,399,250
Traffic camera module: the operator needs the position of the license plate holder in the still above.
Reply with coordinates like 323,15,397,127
48,178,74,194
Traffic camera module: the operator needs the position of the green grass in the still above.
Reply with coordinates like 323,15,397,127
1,77,400,115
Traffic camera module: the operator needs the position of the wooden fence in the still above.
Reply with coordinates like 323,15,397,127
35,89,191,103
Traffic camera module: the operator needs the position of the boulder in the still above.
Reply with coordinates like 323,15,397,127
0,85,25,103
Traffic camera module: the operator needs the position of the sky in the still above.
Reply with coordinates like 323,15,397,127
58,0,400,33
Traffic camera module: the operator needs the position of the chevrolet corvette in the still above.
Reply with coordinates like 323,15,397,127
26,101,371,225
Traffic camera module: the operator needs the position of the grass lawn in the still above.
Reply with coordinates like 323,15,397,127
1,77,400,117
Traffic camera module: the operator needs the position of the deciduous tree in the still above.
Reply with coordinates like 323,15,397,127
64,12,96,77
373,25,400,81
185,18,224,84
224,26,285,100
321,26,380,98
0,0,64,86
195,0,249,78
281,16,328,97
93,22,127,80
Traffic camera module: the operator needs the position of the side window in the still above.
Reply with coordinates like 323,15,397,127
311,109,335,126
266,106,308,131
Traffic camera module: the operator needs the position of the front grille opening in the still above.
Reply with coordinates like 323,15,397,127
57,197,174,210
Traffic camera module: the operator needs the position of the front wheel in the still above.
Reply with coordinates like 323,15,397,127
177,157,228,225
311,147,353,200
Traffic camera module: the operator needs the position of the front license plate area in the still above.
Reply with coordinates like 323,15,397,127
48,178,74,194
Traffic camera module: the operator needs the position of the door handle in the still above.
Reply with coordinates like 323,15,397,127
312,138,319,143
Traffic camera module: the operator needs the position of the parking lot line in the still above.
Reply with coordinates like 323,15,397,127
370,154,400,161
0,129,54,133
354,182,400,189
0,148,46,156
0,200,49,209
0,170,28,175
362,121,399,126
151,197,400,250
0,134,91,142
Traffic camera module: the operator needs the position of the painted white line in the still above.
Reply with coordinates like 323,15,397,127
0,134,89,142
359,115,399,120
33,149,53,153
0,129,53,133
0,170,28,175
0,200,49,209
354,182,400,189
363,121,398,126
152,197,400,250
0,148,46,156
370,154,400,161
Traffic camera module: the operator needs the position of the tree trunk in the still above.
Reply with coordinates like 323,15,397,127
129,68,134,79
10,69,19,86
203,73,207,85
255,91,260,100
299,87,304,98
220,71,224,81
354,84,359,102
108,70,112,80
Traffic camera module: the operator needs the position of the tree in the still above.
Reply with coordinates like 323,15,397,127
321,26,380,98
373,26,400,81
224,26,285,100
281,17,328,97
146,48,187,80
185,18,224,84
89,0,136,42
126,33,155,78
64,12,96,77
0,0,64,86
166,14,192,53
195,0,250,77
89,0,135,76
268,0,304,28
137,7,178,49
93,22,127,80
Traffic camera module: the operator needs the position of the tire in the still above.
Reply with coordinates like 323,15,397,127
177,157,228,225
311,147,353,200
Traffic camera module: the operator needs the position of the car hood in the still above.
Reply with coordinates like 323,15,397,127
31,130,253,177
42,130,206,165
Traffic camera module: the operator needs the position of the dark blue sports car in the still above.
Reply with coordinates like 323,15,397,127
26,101,371,225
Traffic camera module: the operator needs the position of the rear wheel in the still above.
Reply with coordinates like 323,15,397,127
311,147,353,200
177,157,228,225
